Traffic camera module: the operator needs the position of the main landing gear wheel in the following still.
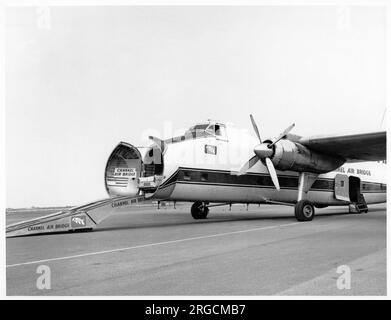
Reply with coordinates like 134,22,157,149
191,201,209,219
295,200,315,222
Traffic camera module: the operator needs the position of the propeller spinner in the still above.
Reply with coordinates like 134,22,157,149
236,115,295,191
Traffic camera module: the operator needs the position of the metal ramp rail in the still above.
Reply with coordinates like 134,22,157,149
6,196,145,238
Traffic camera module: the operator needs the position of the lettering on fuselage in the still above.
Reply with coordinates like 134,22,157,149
334,167,371,176
112,200,129,208
356,169,371,176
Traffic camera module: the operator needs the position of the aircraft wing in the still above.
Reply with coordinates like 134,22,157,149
298,131,386,162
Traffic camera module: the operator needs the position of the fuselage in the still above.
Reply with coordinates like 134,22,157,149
105,122,386,206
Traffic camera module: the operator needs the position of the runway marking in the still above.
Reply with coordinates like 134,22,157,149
7,222,301,268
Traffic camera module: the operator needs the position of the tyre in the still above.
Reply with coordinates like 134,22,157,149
295,200,315,221
191,201,209,219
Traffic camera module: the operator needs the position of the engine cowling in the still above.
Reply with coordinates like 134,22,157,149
269,139,344,173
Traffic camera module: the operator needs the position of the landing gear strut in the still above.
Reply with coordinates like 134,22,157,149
191,201,209,219
294,172,317,222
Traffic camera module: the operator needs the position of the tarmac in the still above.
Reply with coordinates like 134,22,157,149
6,203,386,296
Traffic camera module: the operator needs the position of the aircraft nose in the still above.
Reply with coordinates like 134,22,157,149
254,143,273,159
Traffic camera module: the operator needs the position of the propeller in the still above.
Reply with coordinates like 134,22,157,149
236,115,295,191
265,157,280,190
250,114,262,143
236,155,259,176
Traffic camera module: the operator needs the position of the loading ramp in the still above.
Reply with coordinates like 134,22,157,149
6,196,145,238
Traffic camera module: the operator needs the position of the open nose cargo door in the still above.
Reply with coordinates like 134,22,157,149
105,141,164,197
105,142,143,197
7,141,165,237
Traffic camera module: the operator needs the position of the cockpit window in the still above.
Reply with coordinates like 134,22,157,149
186,123,217,139
191,124,209,131
205,124,215,135
205,123,226,138
166,121,227,144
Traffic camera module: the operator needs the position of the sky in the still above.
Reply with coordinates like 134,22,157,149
5,5,386,207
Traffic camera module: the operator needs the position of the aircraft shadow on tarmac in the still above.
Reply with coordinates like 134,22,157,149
94,207,384,233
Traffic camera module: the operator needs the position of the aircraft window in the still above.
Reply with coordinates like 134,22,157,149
312,180,333,190
183,172,191,181
205,144,217,155
201,173,208,182
173,122,228,142
217,125,227,138
205,123,227,138
206,124,221,136
192,124,209,131
186,124,212,139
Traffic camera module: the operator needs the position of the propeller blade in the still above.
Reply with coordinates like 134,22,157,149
268,123,295,147
235,155,259,176
250,114,262,143
265,157,280,190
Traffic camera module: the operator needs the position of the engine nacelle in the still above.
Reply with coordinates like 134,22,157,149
270,139,344,173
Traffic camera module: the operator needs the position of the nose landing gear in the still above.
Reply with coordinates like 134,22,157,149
191,201,209,219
